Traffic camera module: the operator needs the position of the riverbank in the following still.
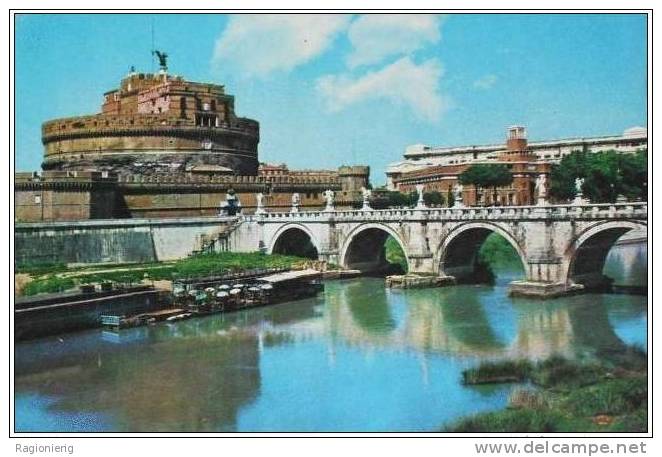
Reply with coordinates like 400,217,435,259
446,348,647,433
15,252,314,297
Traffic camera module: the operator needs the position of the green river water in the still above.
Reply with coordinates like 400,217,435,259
14,242,647,432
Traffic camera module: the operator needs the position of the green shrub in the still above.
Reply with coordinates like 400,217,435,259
463,360,532,384
15,261,68,275
532,356,603,389
564,377,647,416
448,409,562,433
22,276,76,296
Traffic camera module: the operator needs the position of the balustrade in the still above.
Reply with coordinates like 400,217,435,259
241,201,647,223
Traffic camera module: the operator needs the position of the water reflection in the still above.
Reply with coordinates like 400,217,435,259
604,241,647,286
15,245,647,432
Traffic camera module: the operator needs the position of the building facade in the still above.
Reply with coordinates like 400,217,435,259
386,127,648,190
387,126,648,192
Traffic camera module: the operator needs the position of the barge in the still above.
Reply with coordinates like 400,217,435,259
100,269,325,333
172,269,323,313
14,284,169,340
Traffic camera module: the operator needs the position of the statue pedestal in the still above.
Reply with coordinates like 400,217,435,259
573,192,586,206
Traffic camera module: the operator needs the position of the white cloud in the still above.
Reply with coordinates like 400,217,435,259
212,15,350,77
316,57,446,122
473,74,498,90
346,14,443,68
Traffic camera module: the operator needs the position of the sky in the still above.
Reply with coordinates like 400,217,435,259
14,13,647,185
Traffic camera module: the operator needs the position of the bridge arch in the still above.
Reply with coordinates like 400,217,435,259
435,222,526,281
268,223,320,259
563,220,647,289
339,223,409,273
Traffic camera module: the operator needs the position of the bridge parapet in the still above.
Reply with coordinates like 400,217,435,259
242,201,647,223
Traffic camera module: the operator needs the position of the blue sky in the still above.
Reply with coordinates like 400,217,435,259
15,13,647,184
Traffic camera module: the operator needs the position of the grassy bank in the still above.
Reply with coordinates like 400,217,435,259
447,349,647,433
18,252,310,296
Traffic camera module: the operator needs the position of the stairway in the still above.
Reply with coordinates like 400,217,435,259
190,218,242,256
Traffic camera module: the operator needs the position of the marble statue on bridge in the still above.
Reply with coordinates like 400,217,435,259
255,193,266,214
574,178,586,205
219,189,242,216
361,187,372,211
453,183,464,208
291,193,300,213
535,173,548,206
415,184,426,209
323,189,335,212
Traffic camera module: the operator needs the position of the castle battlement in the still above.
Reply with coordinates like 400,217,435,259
116,173,340,187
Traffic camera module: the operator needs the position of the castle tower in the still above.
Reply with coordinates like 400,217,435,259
338,166,370,192
41,58,260,175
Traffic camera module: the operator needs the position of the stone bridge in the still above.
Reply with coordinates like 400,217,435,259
227,201,647,297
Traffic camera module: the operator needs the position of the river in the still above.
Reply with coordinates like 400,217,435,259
14,242,647,432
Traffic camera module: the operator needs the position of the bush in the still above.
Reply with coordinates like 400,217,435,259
564,377,647,416
532,356,603,389
452,351,648,433
15,261,67,275
448,409,562,433
463,360,532,385
22,276,76,296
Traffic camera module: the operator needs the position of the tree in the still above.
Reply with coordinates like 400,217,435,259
423,191,444,207
371,190,445,208
549,149,647,203
370,191,415,209
459,164,513,205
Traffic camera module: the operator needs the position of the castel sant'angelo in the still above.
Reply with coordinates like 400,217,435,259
15,54,369,221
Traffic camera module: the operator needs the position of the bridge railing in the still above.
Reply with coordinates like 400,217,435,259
240,201,647,222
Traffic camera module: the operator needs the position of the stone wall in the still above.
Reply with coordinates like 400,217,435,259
14,217,237,266
15,171,117,222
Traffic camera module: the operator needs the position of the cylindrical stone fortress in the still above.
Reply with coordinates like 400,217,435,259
41,70,260,175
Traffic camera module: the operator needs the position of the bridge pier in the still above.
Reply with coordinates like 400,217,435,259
407,254,436,275
508,280,583,299
404,212,436,275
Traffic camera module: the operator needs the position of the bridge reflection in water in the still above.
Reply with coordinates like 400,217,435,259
14,246,646,432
